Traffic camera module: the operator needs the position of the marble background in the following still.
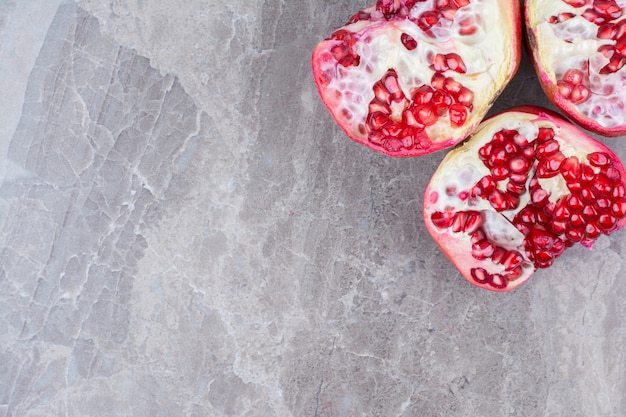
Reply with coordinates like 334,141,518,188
1,1,624,416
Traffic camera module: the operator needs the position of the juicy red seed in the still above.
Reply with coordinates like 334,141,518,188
518,207,537,224
445,53,467,73
401,33,418,50
560,156,581,182
432,90,453,114
491,247,507,264
550,12,576,23
491,166,510,181
604,166,621,182
464,212,483,233
563,68,585,84
412,85,434,104
531,188,550,207
585,223,602,239
552,220,568,234
431,73,446,90
581,165,596,183
597,23,616,39
567,195,584,211
432,211,454,229
598,214,617,231
553,202,570,221
488,190,510,211
567,229,584,242
413,104,438,126
592,175,613,196
588,152,611,167
562,0,586,7
472,240,495,260
451,212,467,233
530,228,555,250
471,230,486,244
612,199,626,217
510,156,530,174
569,213,585,228
478,143,492,160
536,139,560,156
471,267,489,284
489,274,507,290
457,87,474,107
488,148,507,167
417,11,440,31
502,251,524,270
430,54,449,72
507,181,526,195
534,251,554,268
581,188,597,204
536,127,555,143
444,77,462,94
582,205,598,220
613,183,626,198
600,55,626,74
596,197,611,212
594,0,623,19
449,104,468,127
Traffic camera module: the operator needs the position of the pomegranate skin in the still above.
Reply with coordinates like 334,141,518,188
525,0,626,137
423,106,626,292
312,0,522,157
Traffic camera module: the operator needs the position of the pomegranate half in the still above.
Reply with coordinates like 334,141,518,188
312,0,521,157
423,106,626,291
526,0,626,136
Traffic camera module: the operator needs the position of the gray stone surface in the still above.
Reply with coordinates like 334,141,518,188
0,1,624,416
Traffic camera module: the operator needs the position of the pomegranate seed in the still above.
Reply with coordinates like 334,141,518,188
536,139,560,156
489,274,507,290
597,23,616,39
566,228,584,242
562,68,584,85
595,197,611,212
567,195,584,211
557,81,573,98
600,55,626,74
445,53,467,73
451,212,467,233
553,202,570,221
588,152,611,167
536,127,555,143
518,207,537,224
585,223,602,239
464,211,483,233
506,266,523,281
491,166,510,181
449,104,468,127
612,183,626,198
472,240,495,260
581,187,597,204
489,190,509,211
510,173,528,185
432,90,453,115
581,165,596,183
417,11,439,32
530,228,555,250
491,247,507,264
413,104,438,126
534,251,554,268
471,230,486,244
531,188,550,207
604,166,621,182
479,143,493,160
562,0,586,7
456,87,474,107
452,0,470,7
594,0,622,19
612,198,626,217
551,220,568,234
430,54,449,72
507,181,526,195
444,77,462,94
431,73,446,90
471,267,489,284
592,175,613,196
412,85,434,104
510,156,530,174
560,156,581,182
401,33,417,50
582,205,598,220
598,214,617,231
502,251,524,270
570,84,590,103
583,9,607,25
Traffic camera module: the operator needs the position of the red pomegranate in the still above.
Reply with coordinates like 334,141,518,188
423,106,626,291
526,0,626,136
311,0,521,157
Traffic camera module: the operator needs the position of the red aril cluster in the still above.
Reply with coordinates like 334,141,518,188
423,107,626,291
312,0,521,156
526,0,626,136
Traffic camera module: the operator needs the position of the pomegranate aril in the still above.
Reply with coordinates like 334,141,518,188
464,211,483,233
510,156,530,174
430,54,449,72
445,53,467,73
503,251,524,270
489,274,507,290
588,152,611,167
531,188,550,207
560,156,581,182
448,104,468,127
581,165,596,183
401,33,417,50
536,127,555,143
592,175,613,196
472,240,495,260
536,139,560,156
412,85,434,104
566,228,584,242
491,166,510,181
451,212,468,233
413,104,438,126
585,223,602,239
471,267,489,284
598,214,617,231
417,11,439,31
597,23,616,39
582,205,598,220
562,68,584,85
612,199,626,217
567,194,584,211
444,77,462,94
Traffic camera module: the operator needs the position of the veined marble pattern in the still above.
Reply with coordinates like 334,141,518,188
0,1,624,416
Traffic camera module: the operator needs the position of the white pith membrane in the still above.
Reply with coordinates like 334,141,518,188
312,0,518,155
423,109,626,291
527,0,626,131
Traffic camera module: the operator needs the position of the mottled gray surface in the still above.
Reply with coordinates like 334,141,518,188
0,1,624,416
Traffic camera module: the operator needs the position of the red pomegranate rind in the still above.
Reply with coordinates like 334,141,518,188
312,0,521,157
423,106,626,292
526,0,626,136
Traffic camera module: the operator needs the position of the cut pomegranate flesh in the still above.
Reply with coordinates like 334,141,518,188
526,0,626,136
312,0,521,157
423,106,626,291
